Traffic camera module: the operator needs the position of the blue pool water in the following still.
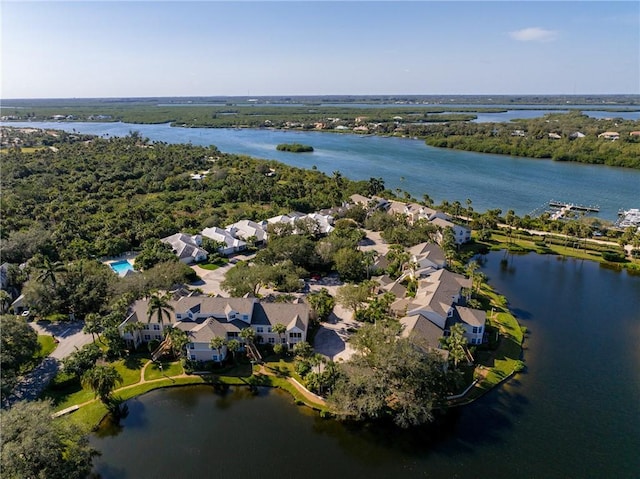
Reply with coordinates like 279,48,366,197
109,260,134,275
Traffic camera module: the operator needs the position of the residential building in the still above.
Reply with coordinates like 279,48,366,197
119,296,309,362
201,227,247,256
161,233,208,264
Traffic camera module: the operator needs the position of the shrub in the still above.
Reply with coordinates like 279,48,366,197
601,250,625,262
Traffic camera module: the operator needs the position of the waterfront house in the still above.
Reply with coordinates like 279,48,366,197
391,268,485,346
119,296,309,361
430,217,472,245
161,233,208,264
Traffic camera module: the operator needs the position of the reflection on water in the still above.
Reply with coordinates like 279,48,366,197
91,252,640,479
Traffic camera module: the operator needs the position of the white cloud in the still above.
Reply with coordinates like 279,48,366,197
509,27,558,42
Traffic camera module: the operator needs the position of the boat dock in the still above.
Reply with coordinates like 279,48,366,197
548,201,600,213
616,208,640,229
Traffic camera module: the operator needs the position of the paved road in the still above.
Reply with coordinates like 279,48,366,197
2,320,93,408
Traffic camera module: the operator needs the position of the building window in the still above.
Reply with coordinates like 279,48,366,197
143,325,149,330
155,335,161,340
256,327,264,333
267,327,272,333
472,327,478,334
144,334,151,341
190,355,196,360
227,332,238,339
242,314,249,320
189,343,194,349
212,355,218,361
153,324,160,330
268,337,275,344
289,332,302,339
281,338,286,344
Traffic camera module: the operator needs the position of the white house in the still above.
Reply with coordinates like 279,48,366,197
430,217,472,245
161,233,208,264
119,296,309,362
201,227,247,256
406,242,447,278
225,219,268,244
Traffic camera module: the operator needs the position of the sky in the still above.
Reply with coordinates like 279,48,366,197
1,1,639,98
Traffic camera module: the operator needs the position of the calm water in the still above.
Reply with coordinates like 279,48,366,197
6,121,639,221
91,252,640,478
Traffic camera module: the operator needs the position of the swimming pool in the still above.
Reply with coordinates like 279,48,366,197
109,260,134,276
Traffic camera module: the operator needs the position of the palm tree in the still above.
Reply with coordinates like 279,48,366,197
81,364,123,404
0,290,12,313
240,327,256,345
227,339,240,363
272,323,287,347
147,293,174,329
209,336,226,364
444,323,467,369
83,313,103,343
36,256,66,285
166,326,188,359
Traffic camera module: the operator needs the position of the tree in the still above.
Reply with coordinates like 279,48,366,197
209,336,226,364
61,342,102,380
440,226,457,261
0,290,12,313
443,323,467,369
328,322,448,428
367,177,385,196
166,326,188,359
333,247,367,282
36,256,67,286
221,262,271,297
0,315,39,400
81,364,123,404
147,292,174,328
239,327,256,346
336,283,370,317
134,239,178,271
307,288,335,322
227,339,240,363
293,341,313,360
272,323,287,346
1,400,97,479
83,312,103,343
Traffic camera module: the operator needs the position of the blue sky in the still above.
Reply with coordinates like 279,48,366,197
2,1,638,98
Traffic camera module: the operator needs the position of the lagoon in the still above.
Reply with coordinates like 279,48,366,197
5,121,640,221
90,251,640,479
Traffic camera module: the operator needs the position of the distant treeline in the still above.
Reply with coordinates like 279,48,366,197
421,112,640,169
0,132,378,262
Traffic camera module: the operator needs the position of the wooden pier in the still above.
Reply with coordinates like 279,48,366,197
548,201,600,213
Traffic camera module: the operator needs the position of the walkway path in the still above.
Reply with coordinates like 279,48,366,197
257,365,325,406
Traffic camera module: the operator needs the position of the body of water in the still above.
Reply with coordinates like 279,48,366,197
90,252,640,478
6,121,639,221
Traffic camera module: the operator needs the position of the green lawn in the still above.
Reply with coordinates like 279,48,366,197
144,360,183,380
37,335,57,359
198,258,229,270
112,357,148,387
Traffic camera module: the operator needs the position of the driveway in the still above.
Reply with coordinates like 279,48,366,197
190,263,234,295
30,320,94,359
2,320,93,408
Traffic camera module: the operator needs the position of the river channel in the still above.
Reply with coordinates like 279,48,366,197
5,121,640,221
90,251,639,478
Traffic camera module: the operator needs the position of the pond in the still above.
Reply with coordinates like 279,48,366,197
91,251,640,479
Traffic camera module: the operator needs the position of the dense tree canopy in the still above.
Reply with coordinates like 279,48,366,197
0,315,39,401
0,400,97,479
328,321,451,428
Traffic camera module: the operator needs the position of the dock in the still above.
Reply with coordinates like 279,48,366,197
548,201,600,213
